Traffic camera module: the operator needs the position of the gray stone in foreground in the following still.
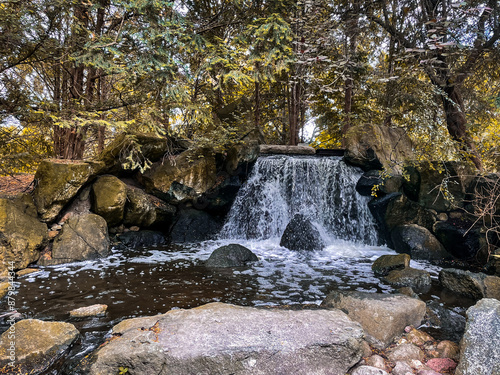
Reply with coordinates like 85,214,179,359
351,365,389,375
259,144,316,155
86,302,364,375
455,298,500,375
205,244,258,267
321,291,426,349
0,319,79,375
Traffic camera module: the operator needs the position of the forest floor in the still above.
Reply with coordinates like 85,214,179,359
0,174,35,198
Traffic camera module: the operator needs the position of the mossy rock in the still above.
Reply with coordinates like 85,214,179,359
0,195,48,276
33,159,94,222
91,175,127,226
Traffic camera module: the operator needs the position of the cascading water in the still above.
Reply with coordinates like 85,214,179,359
220,155,379,246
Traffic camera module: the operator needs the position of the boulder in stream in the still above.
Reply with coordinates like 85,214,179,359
383,267,432,292
321,290,426,349
170,208,220,242
279,214,325,251
391,224,452,261
372,254,410,277
118,230,167,248
438,268,500,300
205,244,258,268
40,213,110,266
455,298,500,375
91,175,127,227
85,302,364,375
0,319,79,375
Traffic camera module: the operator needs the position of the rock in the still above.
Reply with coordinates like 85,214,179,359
0,319,79,374
392,361,414,375
118,230,167,248
416,370,441,375
387,343,425,363
383,268,432,292
123,186,157,228
40,214,109,266
406,328,434,346
321,290,426,349
368,193,435,247
398,287,420,299
142,147,217,202
33,159,94,222
433,220,481,259
16,268,39,277
279,214,325,251
436,340,460,361
0,282,8,299
86,302,364,375
0,195,48,276
372,254,410,277
425,300,466,342
91,175,127,226
343,124,414,172
391,224,452,260
484,275,500,299
70,304,107,318
426,358,457,373
439,268,485,299
170,208,220,243
365,354,386,370
356,170,403,197
259,144,316,155
351,365,389,375
455,298,500,375
205,244,258,268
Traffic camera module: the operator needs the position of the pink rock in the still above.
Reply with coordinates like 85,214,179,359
425,357,457,372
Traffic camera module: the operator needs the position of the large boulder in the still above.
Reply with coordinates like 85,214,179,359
426,301,466,342
356,170,403,197
0,319,79,374
455,298,500,375
85,302,364,375
0,195,48,276
91,175,127,227
170,208,220,243
205,244,258,268
118,230,167,248
279,214,325,251
142,147,217,202
259,145,316,155
344,124,414,172
391,224,452,260
33,159,94,222
415,161,475,212
383,268,432,292
321,290,426,349
439,268,500,300
368,193,435,247
123,186,157,228
41,213,109,265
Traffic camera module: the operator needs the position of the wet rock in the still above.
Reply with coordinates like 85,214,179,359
91,175,127,226
279,214,325,251
343,124,414,172
484,275,500,299
205,244,258,268
351,365,389,375
391,224,452,260
406,328,434,346
455,298,500,375
123,185,157,228
436,340,460,361
372,254,410,277
398,287,420,299
259,145,316,155
433,220,481,259
0,319,79,374
392,361,414,375
425,300,466,342
321,290,426,349
365,354,386,370
426,358,457,373
387,343,425,363
439,268,485,299
16,268,39,277
33,159,94,222
86,302,364,375
170,208,220,243
368,193,435,247
41,213,109,266
0,282,8,299
383,268,431,292
356,170,403,197
70,304,107,318
118,230,167,248
142,147,217,202
0,195,48,276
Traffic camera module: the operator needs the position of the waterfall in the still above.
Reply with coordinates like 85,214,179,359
220,155,379,246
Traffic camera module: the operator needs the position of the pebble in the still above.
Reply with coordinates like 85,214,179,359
365,354,386,370
16,268,40,277
425,357,457,372
69,304,108,318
